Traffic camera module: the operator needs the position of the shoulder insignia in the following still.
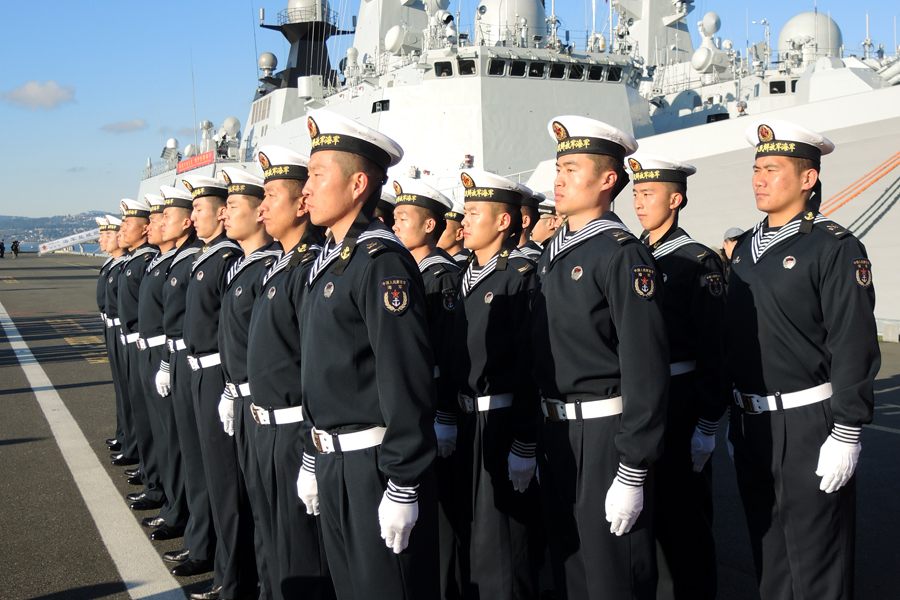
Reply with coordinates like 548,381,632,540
705,272,724,298
380,278,410,315
696,250,708,260
433,267,446,277
222,252,232,259
518,263,534,274
442,288,457,312
610,230,635,245
366,240,387,256
265,258,275,267
301,251,317,264
816,220,851,239
631,265,657,300
853,258,873,288
144,254,152,261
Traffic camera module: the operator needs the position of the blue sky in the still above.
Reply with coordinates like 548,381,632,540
1,0,897,218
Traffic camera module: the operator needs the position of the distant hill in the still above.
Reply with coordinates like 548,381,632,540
0,211,108,243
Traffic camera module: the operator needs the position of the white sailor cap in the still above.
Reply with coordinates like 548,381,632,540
144,194,165,215
257,146,310,183
120,198,151,219
182,175,228,200
95,216,108,227
548,115,638,160
745,120,834,162
219,167,266,199
445,198,465,222
307,109,404,172
392,178,452,217
105,215,122,231
536,194,556,215
628,154,697,185
160,185,193,210
460,169,525,205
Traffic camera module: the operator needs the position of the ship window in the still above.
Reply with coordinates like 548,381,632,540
458,60,477,76
528,62,546,78
754,84,760,97
488,59,506,76
549,63,566,79
510,61,527,77
587,65,604,81
607,66,622,82
707,113,729,123
435,62,453,77
791,79,798,92
769,81,786,94
372,100,390,113
568,64,585,80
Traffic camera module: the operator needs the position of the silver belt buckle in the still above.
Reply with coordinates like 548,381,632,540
543,400,567,422
136,339,146,350
457,394,475,413
735,390,760,414
187,356,199,370
119,334,126,345
167,340,175,353
226,383,237,397
313,430,335,453
250,403,269,425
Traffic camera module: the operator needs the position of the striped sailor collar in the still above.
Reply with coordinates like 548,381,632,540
547,211,631,266
750,211,827,264
418,247,459,273
122,242,159,264
191,233,241,274
226,241,283,287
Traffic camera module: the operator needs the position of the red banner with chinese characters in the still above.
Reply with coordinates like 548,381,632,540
176,150,215,174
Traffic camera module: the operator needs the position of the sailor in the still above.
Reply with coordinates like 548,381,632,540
390,176,462,600
517,188,545,260
531,116,669,600
180,174,250,600
448,169,542,600
215,166,282,600
630,154,727,600
136,194,188,541
105,213,141,469
244,148,332,600
438,198,469,263
297,110,440,599
97,216,127,453
375,187,397,228
156,185,215,579
529,195,559,250
725,120,880,600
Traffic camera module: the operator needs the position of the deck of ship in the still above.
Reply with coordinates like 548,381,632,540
0,253,897,600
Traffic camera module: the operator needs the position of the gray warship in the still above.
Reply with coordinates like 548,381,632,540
131,0,900,330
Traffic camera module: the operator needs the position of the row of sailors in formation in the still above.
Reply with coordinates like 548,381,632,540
96,109,879,600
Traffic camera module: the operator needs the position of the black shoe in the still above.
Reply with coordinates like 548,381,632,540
142,515,165,528
105,437,118,446
107,441,122,451
131,498,165,511
189,584,222,600
111,455,139,466
171,558,214,577
124,468,140,477
162,549,190,563
152,524,185,541
126,491,147,502
126,475,143,486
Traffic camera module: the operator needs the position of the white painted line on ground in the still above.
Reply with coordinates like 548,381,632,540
0,300,186,600
864,423,900,435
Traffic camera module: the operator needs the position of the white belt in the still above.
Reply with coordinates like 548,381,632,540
734,382,833,414
434,365,440,379
113,318,121,326
137,334,167,350
670,360,696,376
227,382,252,398
166,338,187,352
100,312,107,323
250,402,302,425
119,332,140,345
541,396,624,421
187,353,221,371
312,426,386,454
105,318,114,328
457,392,513,413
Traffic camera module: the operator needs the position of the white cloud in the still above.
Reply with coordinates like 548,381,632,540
101,118,148,133
2,80,75,110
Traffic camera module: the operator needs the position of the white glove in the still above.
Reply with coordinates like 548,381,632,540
155,360,171,397
815,433,861,493
605,473,644,536
508,452,536,493
218,389,234,437
690,422,717,473
378,489,419,554
434,414,457,459
296,466,320,515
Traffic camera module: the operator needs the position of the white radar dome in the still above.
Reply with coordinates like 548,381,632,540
701,12,721,37
166,138,179,150
474,0,545,46
778,12,842,57
259,52,277,70
222,117,241,137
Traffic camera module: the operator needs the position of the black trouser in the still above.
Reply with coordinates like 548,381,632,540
115,331,139,462
125,342,165,502
730,401,855,600
233,394,276,600
316,445,440,600
140,344,189,527
435,448,462,600
105,326,135,458
191,363,257,598
254,414,332,600
456,408,543,600
540,415,657,600
654,372,717,600
170,348,217,562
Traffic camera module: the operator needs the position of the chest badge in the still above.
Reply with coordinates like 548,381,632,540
126,269,132,277
663,273,668,283
571,266,583,281
324,282,334,298
733,255,741,264
108,276,113,283
782,256,796,269
631,265,656,300
442,289,457,311
197,270,204,281
170,277,177,286
853,258,873,288
154,269,160,276
541,267,547,275
380,278,410,315
484,292,494,304
267,286,277,299
235,286,242,297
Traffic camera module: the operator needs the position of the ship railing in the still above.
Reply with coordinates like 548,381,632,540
278,6,338,27
142,161,177,180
